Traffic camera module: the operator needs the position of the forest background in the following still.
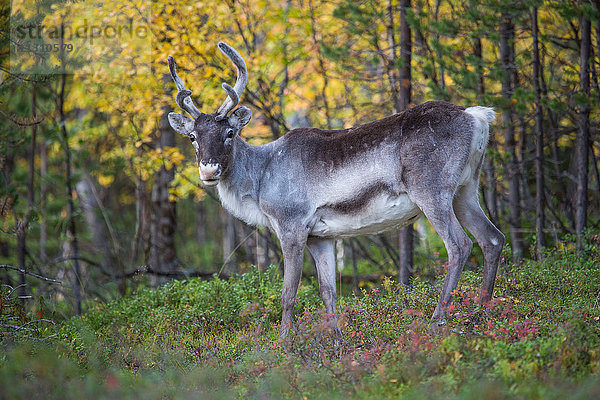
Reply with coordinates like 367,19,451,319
1,0,599,317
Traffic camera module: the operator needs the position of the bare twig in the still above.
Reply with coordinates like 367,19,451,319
219,228,257,276
2,324,37,332
118,265,225,280
2,283,26,299
0,109,47,127
49,255,101,267
0,265,62,284
2,319,55,332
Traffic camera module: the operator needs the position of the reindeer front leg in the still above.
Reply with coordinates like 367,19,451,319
265,217,307,338
265,210,311,337
273,224,307,337
279,236,306,337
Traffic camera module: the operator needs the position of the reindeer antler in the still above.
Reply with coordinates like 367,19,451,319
215,42,247,121
167,56,203,119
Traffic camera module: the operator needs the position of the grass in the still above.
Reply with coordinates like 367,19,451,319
1,233,600,399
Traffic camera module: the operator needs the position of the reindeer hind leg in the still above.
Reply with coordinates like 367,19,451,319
411,192,473,323
454,183,505,302
307,237,342,338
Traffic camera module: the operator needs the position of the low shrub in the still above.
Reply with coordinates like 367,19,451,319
2,231,599,399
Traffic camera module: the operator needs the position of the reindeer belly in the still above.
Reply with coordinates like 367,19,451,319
310,192,422,238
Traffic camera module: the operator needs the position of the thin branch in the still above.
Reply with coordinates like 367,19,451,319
218,227,257,276
0,108,46,127
2,319,56,332
0,65,51,83
2,283,26,298
49,255,101,268
0,265,62,284
118,265,225,280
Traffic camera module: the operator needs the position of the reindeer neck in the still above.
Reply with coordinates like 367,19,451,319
216,136,273,227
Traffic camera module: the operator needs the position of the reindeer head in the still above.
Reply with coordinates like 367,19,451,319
167,42,252,186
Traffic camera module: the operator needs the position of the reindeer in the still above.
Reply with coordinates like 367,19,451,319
166,42,505,337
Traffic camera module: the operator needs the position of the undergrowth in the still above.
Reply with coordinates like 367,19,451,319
1,233,600,399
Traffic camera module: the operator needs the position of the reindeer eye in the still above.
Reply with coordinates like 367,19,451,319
225,128,234,139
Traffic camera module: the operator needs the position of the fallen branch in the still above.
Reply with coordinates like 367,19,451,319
2,324,37,332
4,319,56,331
117,265,385,284
121,265,224,280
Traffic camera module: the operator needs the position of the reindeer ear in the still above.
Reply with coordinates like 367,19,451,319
168,112,195,136
228,106,252,131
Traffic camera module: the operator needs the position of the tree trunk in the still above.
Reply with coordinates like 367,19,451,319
575,8,591,249
0,240,9,285
500,14,524,262
132,179,150,263
539,47,570,229
474,37,485,97
350,240,359,295
40,122,48,265
308,0,332,129
399,0,411,112
433,0,445,92
16,219,27,305
196,201,207,246
518,115,534,216
398,0,413,285
532,7,545,260
59,71,82,314
221,209,237,274
18,84,38,302
76,177,112,274
239,220,256,268
1,146,15,286
149,105,178,286
386,0,401,112
256,229,269,271
473,36,499,225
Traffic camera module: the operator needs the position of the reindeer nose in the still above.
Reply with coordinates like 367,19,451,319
199,162,221,182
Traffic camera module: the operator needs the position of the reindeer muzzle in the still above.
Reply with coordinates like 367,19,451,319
199,162,221,186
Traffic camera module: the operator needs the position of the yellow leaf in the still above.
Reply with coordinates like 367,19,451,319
98,174,115,187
